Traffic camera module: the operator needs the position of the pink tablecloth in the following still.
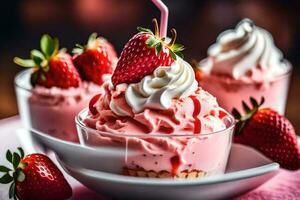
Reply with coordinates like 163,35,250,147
0,116,299,200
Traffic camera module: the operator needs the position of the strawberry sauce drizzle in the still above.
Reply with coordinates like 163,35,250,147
170,155,181,177
190,96,201,134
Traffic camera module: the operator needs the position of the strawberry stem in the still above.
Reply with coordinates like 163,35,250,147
152,18,160,38
168,28,177,47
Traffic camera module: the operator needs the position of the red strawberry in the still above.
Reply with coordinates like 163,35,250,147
111,18,184,86
232,97,300,170
191,60,204,83
14,34,81,88
73,33,118,85
0,148,72,200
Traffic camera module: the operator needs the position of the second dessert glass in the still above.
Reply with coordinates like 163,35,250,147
199,63,292,115
15,69,101,142
198,19,292,114
76,109,235,178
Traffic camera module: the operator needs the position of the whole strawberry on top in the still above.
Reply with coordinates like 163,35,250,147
232,97,300,170
111,18,184,86
0,148,72,200
14,34,81,89
73,33,118,85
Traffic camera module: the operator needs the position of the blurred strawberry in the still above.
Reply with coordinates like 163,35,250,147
0,148,72,200
111,18,184,86
14,34,81,88
73,33,117,85
191,60,204,83
232,97,300,170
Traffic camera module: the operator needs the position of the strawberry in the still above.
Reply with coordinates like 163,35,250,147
111,18,184,86
232,97,300,170
14,34,81,88
73,33,118,85
191,60,204,83
0,148,72,200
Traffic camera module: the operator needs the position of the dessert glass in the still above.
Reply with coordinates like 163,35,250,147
15,69,100,143
199,62,292,115
76,108,235,179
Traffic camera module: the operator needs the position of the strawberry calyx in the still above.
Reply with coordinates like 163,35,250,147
72,33,102,55
232,97,265,135
0,147,27,200
138,18,185,60
13,34,62,86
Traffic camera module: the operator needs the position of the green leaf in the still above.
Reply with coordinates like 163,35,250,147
30,49,45,65
40,73,46,81
169,50,177,60
40,60,49,70
16,170,25,182
145,37,159,47
155,42,162,55
0,166,11,173
12,153,20,169
0,173,13,184
72,48,83,55
13,57,35,67
75,44,84,49
260,97,265,106
9,182,15,199
250,97,258,108
30,71,39,86
137,27,153,34
6,150,12,163
232,108,241,119
51,37,59,57
17,148,24,159
59,48,67,53
88,32,97,46
242,101,251,113
41,34,55,58
172,43,185,52
174,51,184,59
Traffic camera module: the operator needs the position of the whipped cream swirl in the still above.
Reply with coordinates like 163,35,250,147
202,19,288,80
120,57,198,113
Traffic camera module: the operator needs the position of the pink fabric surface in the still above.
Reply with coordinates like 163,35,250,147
0,116,299,200
236,169,300,199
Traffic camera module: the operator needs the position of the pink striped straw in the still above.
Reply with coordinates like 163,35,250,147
151,0,168,38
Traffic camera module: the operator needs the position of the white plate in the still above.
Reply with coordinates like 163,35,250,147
19,128,280,199
56,146,278,200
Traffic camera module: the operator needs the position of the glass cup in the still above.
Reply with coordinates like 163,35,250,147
199,63,292,115
15,69,100,143
76,108,235,179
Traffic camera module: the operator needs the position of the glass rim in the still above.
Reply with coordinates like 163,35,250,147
75,108,236,138
14,69,33,92
202,59,293,82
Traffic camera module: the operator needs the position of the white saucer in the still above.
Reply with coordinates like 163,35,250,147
17,128,280,199
56,145,279,200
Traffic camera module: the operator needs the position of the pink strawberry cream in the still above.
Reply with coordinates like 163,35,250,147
28,82,102,142
83,58,235,177
198,19,292,114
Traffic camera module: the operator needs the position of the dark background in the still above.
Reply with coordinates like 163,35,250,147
0,0,299,132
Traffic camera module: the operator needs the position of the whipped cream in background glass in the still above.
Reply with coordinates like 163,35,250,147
82,56,235,177
198,19,292,114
